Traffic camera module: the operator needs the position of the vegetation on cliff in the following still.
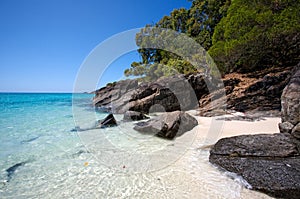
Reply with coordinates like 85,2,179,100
124,0,300,80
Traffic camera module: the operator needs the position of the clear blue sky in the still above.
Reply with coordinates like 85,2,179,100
0,0,191,92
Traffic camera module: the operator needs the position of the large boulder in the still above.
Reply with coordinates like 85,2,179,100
209,133,300,199
123,111,149,121
279,65,300,139
133,111,198,139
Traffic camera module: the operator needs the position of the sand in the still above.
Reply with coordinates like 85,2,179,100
75,112,280,198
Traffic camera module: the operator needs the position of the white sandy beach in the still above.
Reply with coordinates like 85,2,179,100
152,113,281,199
74,112,280,199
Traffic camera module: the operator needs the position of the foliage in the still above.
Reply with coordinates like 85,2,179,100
209,0,300,73
124,0,230,80
125,0,300,79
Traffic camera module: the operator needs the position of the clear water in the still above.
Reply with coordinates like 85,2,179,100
0,93,272,198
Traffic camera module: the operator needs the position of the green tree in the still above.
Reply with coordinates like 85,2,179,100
125,0,230,80
209,0,300,73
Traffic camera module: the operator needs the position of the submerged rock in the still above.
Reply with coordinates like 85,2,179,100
134,111,198,139
209,133,300,198
6,161,27,182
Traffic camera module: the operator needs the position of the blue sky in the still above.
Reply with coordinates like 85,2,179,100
0,0,191,92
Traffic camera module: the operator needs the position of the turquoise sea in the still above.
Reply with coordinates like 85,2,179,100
0,93,272,198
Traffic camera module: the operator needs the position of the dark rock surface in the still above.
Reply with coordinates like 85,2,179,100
93,74,214,114
209,133,300,199
197,67,293,116
134,111,198,139
6,161,28,183
93,67,293,116
97,113,117,128
292,123,300,139
210,134,299,157
216,115,264,122
279,65,300,139
279,121,295,134
93,79,139,113
123,111,149,121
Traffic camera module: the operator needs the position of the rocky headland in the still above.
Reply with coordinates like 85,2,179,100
93,66,294,117
92,63,299,198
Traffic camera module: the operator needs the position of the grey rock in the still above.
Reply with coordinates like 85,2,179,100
134,111,198,139
93,79,138,110
281,65,300,126
279,121,295,134
210,133,299,157
93,74,209,114
292,123,300,139
209,155,300,199
97,114,117,128
279,65,300,137
123,111,149,121
228,70,292,112
133,120,165,135
209,133,300,199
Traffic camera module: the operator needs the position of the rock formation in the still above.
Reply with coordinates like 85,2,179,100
93,74,216,114
279,65,300,138
133,111,198,139
123,111,149,121
199,67,293,116
209,133,300,199
209,64,300,198
97,113,117,128
93,67,293,116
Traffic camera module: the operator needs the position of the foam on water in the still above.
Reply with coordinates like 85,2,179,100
0,93,272,198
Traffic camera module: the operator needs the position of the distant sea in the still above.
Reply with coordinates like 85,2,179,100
0,93,271,198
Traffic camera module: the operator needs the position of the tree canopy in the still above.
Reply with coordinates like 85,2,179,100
124,0,300,79
209,0,300,73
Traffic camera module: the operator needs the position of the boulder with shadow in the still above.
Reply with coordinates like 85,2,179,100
133,111,198,139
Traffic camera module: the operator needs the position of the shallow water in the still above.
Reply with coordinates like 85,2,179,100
0,93,273,198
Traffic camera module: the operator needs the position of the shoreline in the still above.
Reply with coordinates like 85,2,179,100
157,113,280,199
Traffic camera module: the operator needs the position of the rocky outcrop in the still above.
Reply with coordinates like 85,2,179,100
199,67,293,116
123,111,149,121
93,74,211,114
93,67,293,116
133,111,198,139
279,65,300,139
93,79,139,113
209,133,300,199
209,64,300,198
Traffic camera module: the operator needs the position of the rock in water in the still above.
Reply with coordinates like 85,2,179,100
134,111,198,139
97,114,117,128
209,133,300,199
279,65,300,139
6,162,27,182
123,111,149,121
